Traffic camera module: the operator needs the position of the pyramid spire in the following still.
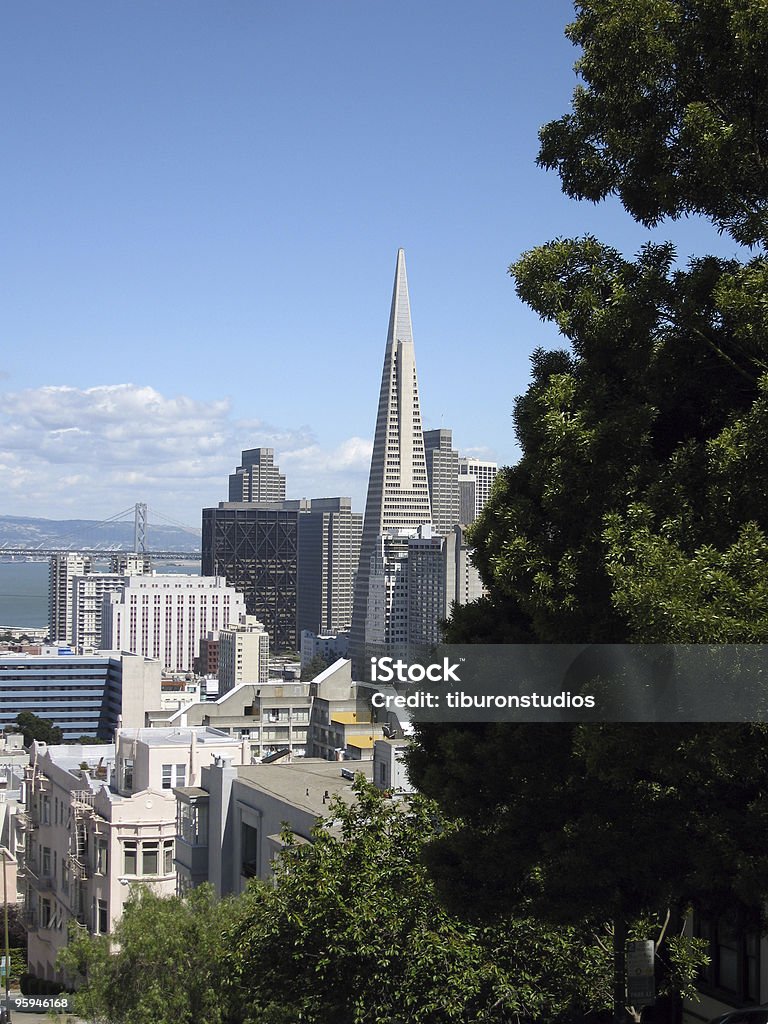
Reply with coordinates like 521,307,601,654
386,248,413,347
350,250,432,667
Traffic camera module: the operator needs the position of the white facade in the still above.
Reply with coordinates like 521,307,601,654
458,457,499,521
218,614,270,694
103,574,245,673
48,553,92,645
20,728,246,983
71,573,126,653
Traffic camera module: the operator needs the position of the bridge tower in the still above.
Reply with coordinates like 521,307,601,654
134,503,148,554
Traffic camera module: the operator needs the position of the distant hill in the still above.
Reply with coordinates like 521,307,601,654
0,515,201,553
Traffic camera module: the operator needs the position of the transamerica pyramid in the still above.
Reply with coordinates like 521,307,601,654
350,249,432,670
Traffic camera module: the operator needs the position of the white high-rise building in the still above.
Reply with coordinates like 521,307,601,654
351,250,432,667
103,575,246,673
49,553,92,644
71,574,127,654
458,457,499,522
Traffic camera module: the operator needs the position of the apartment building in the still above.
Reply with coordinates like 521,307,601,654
19,728,246,983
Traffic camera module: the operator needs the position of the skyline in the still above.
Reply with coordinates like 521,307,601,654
1,2,749,525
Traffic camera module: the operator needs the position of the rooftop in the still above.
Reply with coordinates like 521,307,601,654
118,726,241,748
234,758,373,817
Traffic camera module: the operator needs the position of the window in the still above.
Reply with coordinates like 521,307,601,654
95,839,108,875
696,914,760,1003
163,840,174,874
241,823,259,879
123,841,137,876
121,758,134,792
97,899,108,934
142,841,159,875
162,764,186,789
42,846,51,877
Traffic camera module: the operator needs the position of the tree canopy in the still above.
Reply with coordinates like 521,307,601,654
407,0,768,987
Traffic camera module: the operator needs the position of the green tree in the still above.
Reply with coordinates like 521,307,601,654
224,778,613,1024
57,884,242,1024
408,2,768,1020
15,710,63,746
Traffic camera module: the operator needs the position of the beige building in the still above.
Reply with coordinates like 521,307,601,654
218,614,270,693
165,679,311,762
175,756,373,895
19,727,246,984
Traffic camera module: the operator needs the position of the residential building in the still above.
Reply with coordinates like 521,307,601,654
49,553,92,644
70,573,126,653
202,503,300,653
350,249,432,671
373,738,413,795
423,428,460,535
306,658,385,761
218,615,270,694
109,552,152,576
458,457,499,522
166,678,312,762
175,756,373,895
19,728,246,983
0,651,161,740
102,574,245,673
228,448,286,503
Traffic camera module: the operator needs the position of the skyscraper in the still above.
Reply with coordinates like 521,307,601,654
458,457,499,522
228,448,286,503
297,497,362,635
350,249,432,669
423,428,460,535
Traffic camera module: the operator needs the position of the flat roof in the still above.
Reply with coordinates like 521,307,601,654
234,758,373,816
118,727,241,748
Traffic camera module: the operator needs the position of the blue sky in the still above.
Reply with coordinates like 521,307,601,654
1,1,746,527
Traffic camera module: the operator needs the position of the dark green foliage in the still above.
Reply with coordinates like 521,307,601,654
14,711,63,746
408,0,768,993
538,0,768,246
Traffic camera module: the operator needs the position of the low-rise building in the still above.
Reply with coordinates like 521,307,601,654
175,756,373,895
19,727,246,983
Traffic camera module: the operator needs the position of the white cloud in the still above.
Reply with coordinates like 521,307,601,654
0,383,371,524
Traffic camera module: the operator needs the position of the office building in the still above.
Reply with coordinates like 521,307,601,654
423,428,460,535
110,552,152,576
218,614,270,693
0,650,160,741
102,574,245,673
49,553,92,644
298,497,362,635
458,457,499,522
202,503,300,653
228,448,286,503
351,250,432,668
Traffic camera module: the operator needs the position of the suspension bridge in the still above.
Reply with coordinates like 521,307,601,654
0,503,201,561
